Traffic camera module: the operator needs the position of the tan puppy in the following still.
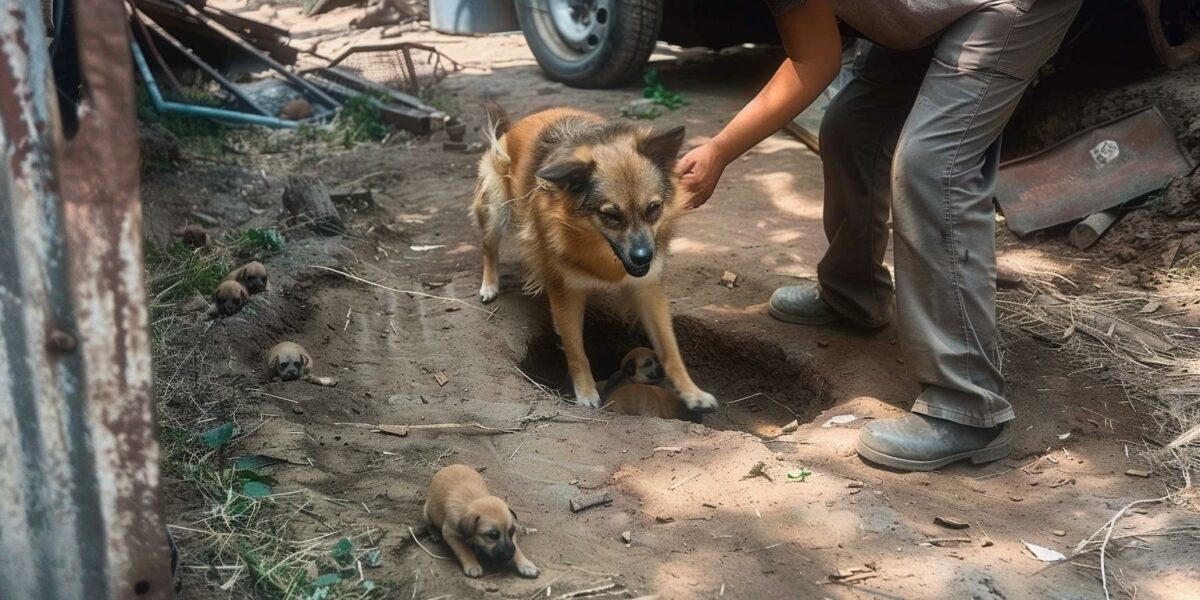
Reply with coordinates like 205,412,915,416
471,104,716,412
208,280,249,318
267,342,311,382
224,261,269,295
424,464,538,579
604,348,698,422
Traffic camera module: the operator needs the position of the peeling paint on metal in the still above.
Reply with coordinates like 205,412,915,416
0,0,172,598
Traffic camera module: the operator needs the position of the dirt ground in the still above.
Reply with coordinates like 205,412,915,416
151,2,1200,598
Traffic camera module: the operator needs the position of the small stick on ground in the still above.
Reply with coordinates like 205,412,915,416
668,472,701,492
310,265,496,316
343,307,352,331
336,421,519,435
559,582,617,599
407,526,453,561
1072,495,1171,600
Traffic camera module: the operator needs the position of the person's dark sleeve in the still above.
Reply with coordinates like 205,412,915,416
763,0,807,17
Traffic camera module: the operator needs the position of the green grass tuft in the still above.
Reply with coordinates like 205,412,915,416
144,240,232,303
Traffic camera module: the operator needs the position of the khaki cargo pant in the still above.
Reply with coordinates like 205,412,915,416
817,0,1082,427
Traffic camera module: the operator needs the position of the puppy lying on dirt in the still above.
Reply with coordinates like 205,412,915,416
224,261,269,295
424,464,539,579
603,348,699,422
267,341,311,382
208,280,249,318
471,104,716,412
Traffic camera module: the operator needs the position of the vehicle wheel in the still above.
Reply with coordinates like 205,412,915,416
515,0,662,88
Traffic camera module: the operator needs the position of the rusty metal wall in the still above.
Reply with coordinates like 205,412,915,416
0,0,173,599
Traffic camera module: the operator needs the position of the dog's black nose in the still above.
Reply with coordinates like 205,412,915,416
629,246,654,268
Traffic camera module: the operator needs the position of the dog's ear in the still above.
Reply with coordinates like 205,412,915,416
238,285,249,301
638,125,686,168
457,514,480,538
269,353,280,371
536,159,594,192
300,352,310,367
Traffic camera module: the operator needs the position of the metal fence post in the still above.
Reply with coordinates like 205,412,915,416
0,0,173,598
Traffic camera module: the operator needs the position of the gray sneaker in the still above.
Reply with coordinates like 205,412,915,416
856,413,1012,472
768,281,845,326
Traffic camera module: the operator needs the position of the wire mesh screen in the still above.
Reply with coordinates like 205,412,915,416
326,43,458,94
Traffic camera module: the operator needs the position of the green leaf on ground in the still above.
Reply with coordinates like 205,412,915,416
199,422,235,448
787,468,813,482
364,549,382,568
331,538,353,564
242,480,272,498
314,573,341,587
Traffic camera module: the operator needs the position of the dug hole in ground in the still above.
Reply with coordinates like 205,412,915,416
147,3,1200,599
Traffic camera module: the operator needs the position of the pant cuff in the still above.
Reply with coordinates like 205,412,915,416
911,394,1014,428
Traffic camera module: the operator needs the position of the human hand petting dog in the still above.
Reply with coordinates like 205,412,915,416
675,141,730,210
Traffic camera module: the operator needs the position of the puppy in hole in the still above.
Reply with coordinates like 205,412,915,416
208,280,249,318
224,261,269,295
267,342,311,382
602,347,699,422
424,464,538,579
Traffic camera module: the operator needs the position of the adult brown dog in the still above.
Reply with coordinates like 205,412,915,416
471,106,716,412
424,464,538,578
224,261,269,295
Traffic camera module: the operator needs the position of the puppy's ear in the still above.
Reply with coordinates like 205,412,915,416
536,160,593,192
300,352,310,367
638,125,686,168
269,354,280,371
238,285,249,301
456,514,480,538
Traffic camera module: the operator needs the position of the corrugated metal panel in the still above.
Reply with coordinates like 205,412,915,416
0,0,172,598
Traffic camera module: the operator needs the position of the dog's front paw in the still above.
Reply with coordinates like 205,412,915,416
681,389,718,413
479,282,499,304
463,563,484,578
516,561,539,578
574,389,601,409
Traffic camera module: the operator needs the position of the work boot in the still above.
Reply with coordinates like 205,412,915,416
768,281,846,326
856,413,1011,471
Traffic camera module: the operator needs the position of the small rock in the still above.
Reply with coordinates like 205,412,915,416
780,420,799,434
1125,468,1152,478
292,406,305,414
846,480,865,489
365,391,373,398
996,261,1024,289
934,516,970,530
1051,530,1066,537
620,531,632,544
720,271,739,289
817,339,830,348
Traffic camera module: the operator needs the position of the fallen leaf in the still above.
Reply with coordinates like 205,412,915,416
1023,541,1065,562
241,481,271,498
1140,301,1161,314
821,414,857,428
233,454,287,471
200,422,235,449
787,468,813,482
314,573,341,587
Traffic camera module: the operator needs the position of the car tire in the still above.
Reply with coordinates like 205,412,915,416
515,0,662,88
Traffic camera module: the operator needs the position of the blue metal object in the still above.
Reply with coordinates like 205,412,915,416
132,41,300,129
430,0,520,34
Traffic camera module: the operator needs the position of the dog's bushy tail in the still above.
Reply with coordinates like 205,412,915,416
481,100,511,169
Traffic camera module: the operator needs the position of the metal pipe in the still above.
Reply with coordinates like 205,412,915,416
131,41,299,129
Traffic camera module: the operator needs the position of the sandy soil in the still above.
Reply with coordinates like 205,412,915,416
150,2,1200,598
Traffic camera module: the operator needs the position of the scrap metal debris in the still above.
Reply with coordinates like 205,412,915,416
996,106,1194,237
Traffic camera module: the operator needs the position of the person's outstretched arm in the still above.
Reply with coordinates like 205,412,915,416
675,0,841,208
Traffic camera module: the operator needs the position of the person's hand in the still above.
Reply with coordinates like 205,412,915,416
675,141,729,209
